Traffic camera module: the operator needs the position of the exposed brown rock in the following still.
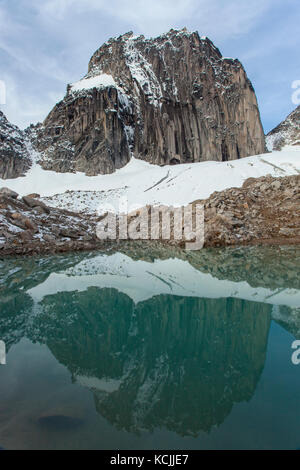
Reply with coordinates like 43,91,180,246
0,191,104,256
32,29,266,175
19,230,34,242
26,193,41,199
23,217,38,232
0,187,19,199
22,196,51,214
199,174,300,247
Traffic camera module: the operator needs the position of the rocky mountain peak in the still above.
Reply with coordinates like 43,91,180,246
86,28,222,100
266,105,300,151
85,28,230,107
31,28,266,175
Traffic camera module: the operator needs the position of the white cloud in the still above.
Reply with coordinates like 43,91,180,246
0,0,297,132
38,0,272,39
0,72,64,129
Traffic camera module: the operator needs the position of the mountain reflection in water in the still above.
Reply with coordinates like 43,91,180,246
0,245,299,448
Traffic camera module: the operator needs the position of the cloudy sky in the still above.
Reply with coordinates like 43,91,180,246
0,0,299,132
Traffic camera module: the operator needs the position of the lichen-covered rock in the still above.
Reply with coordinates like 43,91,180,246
0,111,31,179
34,29,266,175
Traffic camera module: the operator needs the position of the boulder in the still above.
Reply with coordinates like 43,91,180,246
19,230,34,242
43,234,56,243
11,212,22,220
22,196,50,214
26,193,41,199
0,187,19,199
23,217,38,232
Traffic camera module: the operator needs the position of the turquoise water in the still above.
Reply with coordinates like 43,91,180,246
0,246,299,450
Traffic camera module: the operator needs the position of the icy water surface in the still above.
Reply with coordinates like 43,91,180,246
0,245,299,450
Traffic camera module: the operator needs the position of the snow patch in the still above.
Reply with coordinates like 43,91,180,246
70,74,117,93
123,36,162,107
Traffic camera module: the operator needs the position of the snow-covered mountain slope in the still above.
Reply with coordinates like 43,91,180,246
0,146,299,215
28,251,300,307
266,105,300,151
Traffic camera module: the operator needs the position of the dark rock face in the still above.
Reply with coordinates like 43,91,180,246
33,88,131,175
266,105,300,150
34,29,266,175
0,111,31,179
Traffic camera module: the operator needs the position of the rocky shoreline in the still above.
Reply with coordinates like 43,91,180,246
0,173,299,257
201,173,300,247
0,189,105,256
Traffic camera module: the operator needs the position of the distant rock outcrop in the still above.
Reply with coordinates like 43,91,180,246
0,111,31,179
33,29,266,175
266,105,300,151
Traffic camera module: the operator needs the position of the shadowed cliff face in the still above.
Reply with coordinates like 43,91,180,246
33,29,266,175
0,111,31,179
35,87,131,175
